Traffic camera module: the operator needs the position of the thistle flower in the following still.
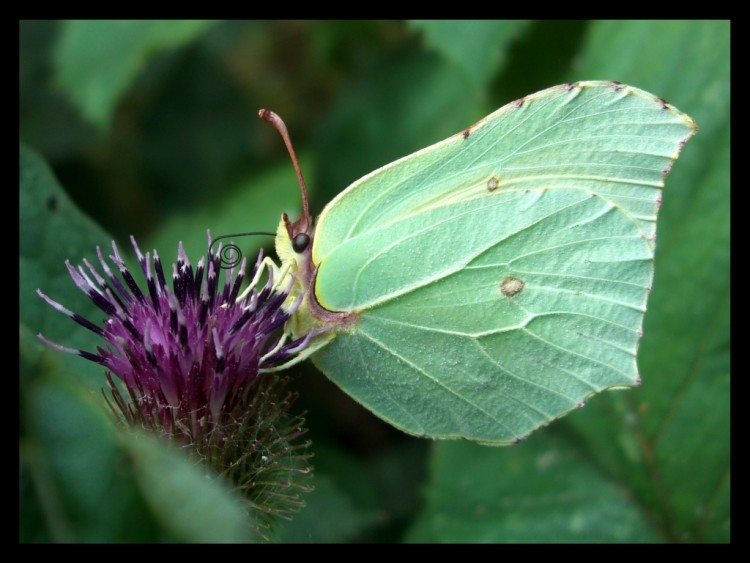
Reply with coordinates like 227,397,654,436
37,235,317,536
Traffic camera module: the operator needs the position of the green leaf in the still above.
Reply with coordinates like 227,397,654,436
20,327,256,543
407,436,658,543
20,145,114,388
126,433,257,543
410,20,530,92
54,20,217,128
20,355,158,542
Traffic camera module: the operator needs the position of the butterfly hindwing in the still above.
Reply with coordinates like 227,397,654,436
304,81,695,443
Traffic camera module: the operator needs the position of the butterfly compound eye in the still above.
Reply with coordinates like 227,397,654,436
292,233,311,253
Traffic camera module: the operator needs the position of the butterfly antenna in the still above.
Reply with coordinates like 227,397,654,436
259,109,311,232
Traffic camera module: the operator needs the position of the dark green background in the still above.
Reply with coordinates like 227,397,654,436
20,20,729,542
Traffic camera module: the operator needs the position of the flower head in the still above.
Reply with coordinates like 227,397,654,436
37,235,316,533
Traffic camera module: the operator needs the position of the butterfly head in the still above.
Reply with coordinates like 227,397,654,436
275,212,314,288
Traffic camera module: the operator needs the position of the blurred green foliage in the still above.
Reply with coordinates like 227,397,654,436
20,20,729,542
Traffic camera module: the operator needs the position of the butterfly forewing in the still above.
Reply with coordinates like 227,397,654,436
306,81,695,443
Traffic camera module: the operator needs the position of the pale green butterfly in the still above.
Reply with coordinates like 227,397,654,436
265,81,696,445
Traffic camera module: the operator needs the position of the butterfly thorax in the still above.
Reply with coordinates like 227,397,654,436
275,216,358,341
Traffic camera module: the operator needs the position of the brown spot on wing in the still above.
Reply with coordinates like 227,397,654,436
500,276,525,298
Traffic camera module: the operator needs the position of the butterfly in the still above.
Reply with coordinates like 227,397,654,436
266,81,696,444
